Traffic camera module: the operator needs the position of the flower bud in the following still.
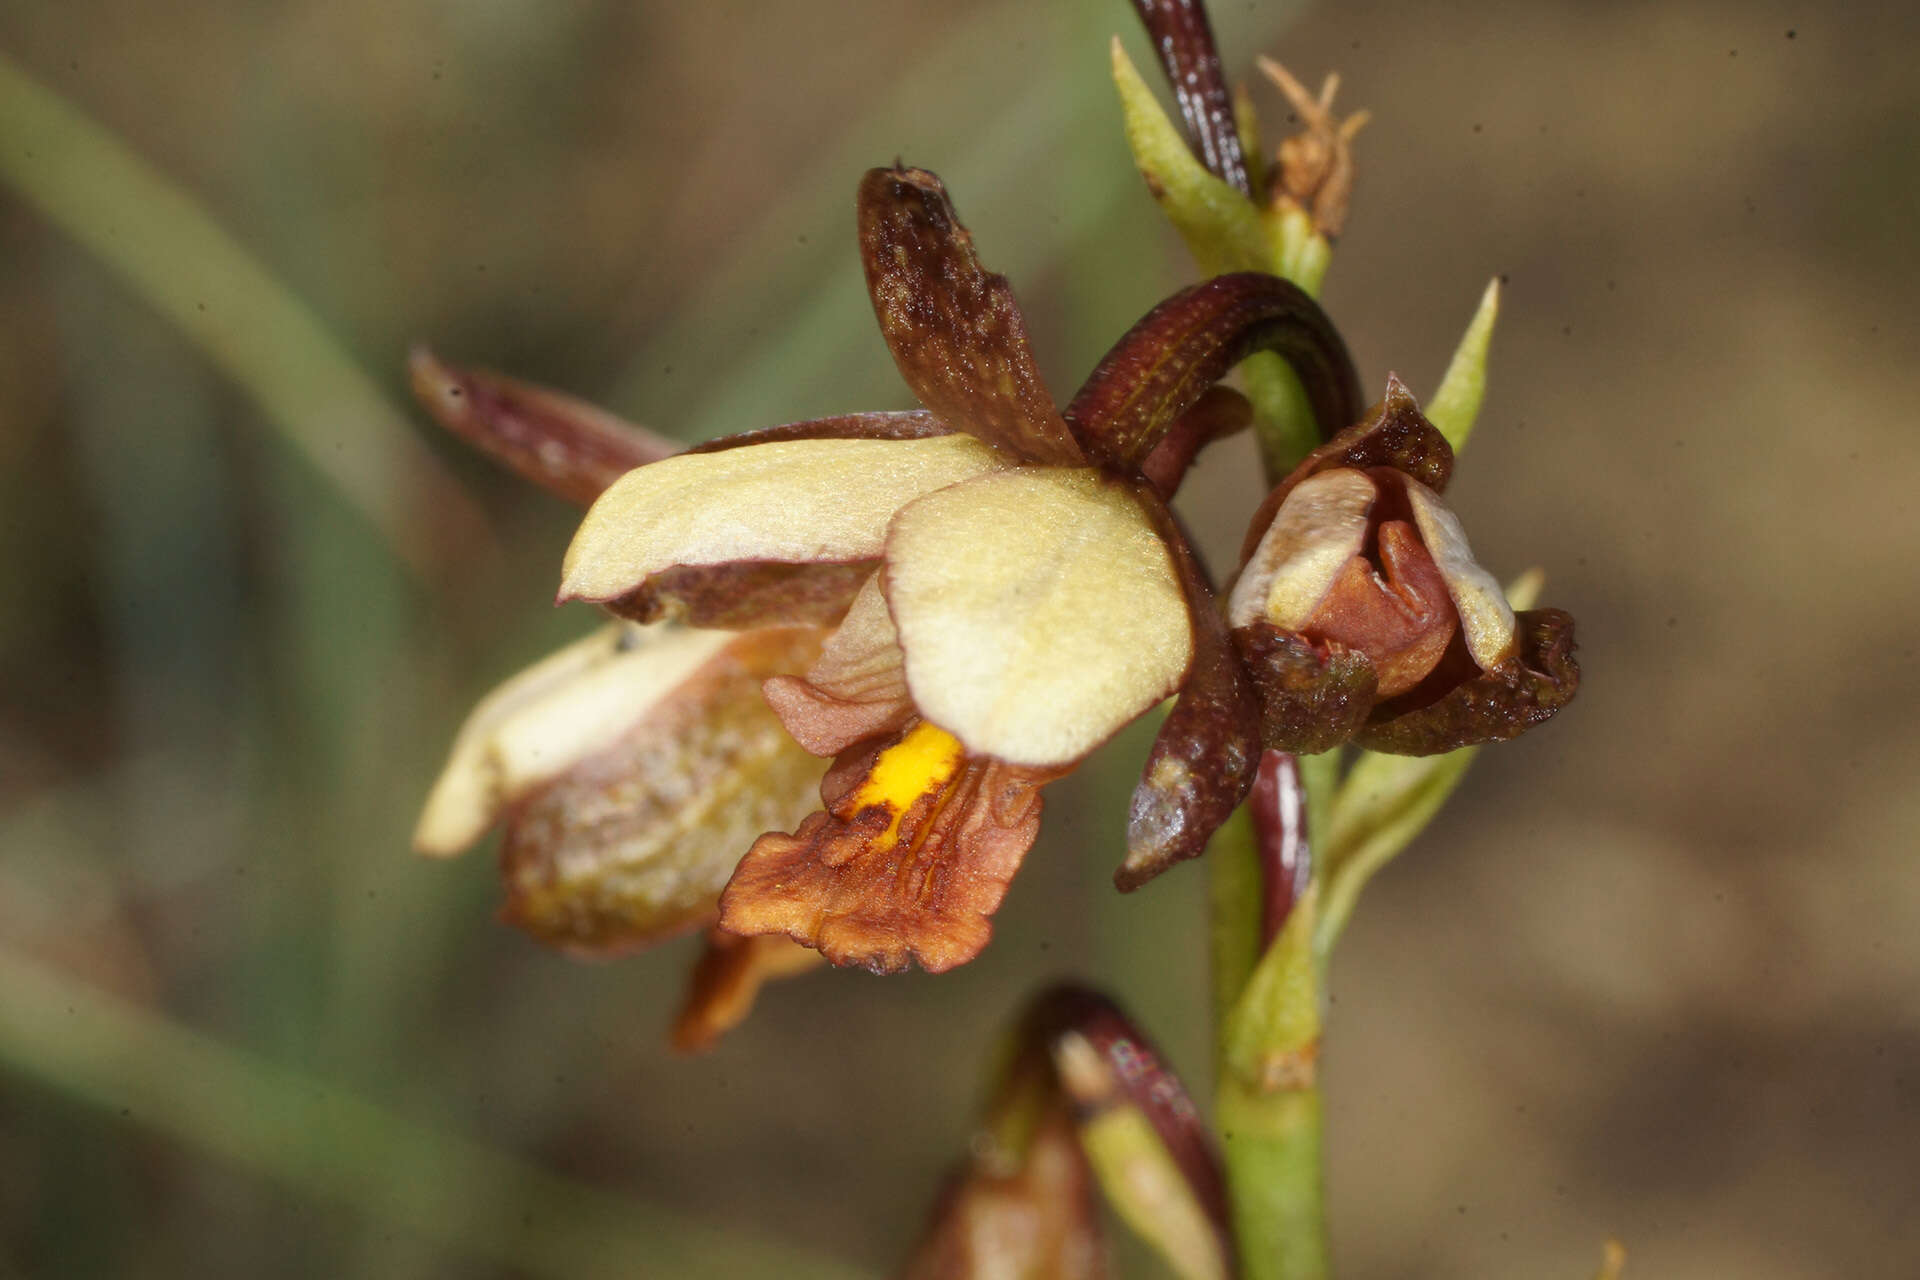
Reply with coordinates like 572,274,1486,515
1228,377,1578,756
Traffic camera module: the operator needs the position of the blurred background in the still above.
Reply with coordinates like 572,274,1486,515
2,0,1917,1276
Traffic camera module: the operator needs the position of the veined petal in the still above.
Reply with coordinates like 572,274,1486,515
858,166,1084,465
885,469,1193,767
719,722,1048,974
414,622,734,856
559,434,1008,624
1402,478,1517,671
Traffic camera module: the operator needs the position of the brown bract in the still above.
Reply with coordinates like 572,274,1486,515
1256,58,1370,238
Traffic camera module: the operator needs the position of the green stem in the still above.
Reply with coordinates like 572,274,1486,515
1208,812,1331,1280
0,948,865,1280
1216,1077,1327,1280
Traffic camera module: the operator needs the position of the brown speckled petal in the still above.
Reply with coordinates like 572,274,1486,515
858,166,1084,464
1355,608,1580,755
1231,621,1378,755
1117,486,1261,891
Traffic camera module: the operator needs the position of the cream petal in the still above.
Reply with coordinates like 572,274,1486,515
884,469,1192,767
1403,479,1517,670
558,435,1009,606
413,622,732,856
1227,468,1376,629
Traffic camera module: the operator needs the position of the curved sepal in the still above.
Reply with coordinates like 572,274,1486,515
1064,272,1360,470
857,166,1083,465
1355,608,1580,755
1117,487,1260,891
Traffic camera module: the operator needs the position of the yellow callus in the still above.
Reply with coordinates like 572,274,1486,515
850,720,965,851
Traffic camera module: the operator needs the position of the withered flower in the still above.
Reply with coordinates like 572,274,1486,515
1228,376,1579,755
559,164,1362,973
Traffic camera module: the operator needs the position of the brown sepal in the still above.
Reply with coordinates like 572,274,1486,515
1232,621,1379,754
1065,272,1361,470
857,166,1084,465
718,729,1051,974
1238,373,1454,564
498,628,825,954
1355,608,1580,755
1117,487,1261,891
671,930,825,1054
685,409,950,454
408,348,676,507
598,560,874,629
1129,0,1250,196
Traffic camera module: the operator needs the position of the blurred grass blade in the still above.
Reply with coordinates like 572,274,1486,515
1424,277,1501,452
0,51,481,578
0,948,865,1280
1314,570,1545,958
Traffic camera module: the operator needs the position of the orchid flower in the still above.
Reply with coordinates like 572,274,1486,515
557,165,1361,974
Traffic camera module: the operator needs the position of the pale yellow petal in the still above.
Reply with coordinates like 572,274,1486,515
558,435,1008,604
1227,468,1376,628
1403,479,1516,669
884,469,1192,767
412,622,731,856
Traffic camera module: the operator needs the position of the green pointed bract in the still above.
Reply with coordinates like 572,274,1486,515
1425,277,1502,452
1111,37,1268,277
1223,882,1321,1089
1313,570,1545,959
